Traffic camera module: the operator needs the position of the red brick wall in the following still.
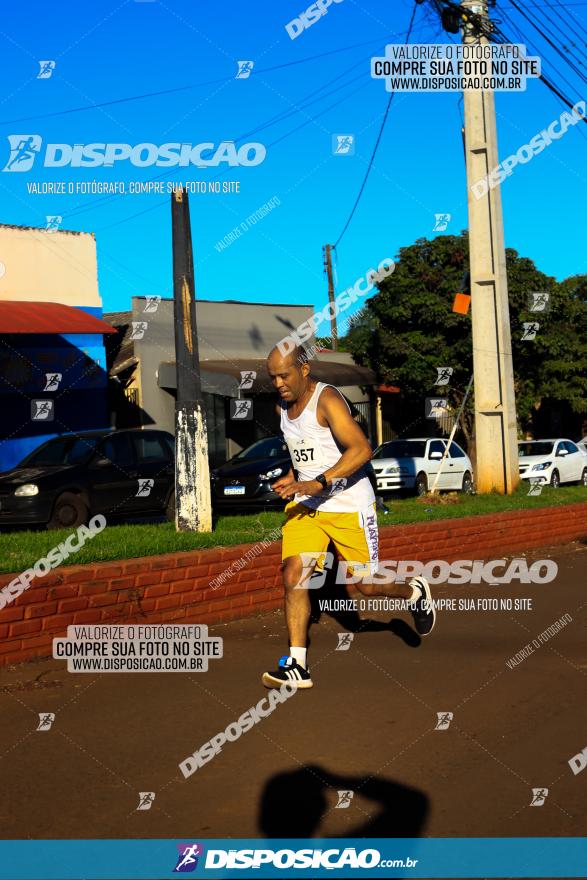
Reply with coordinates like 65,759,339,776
1,502,586,666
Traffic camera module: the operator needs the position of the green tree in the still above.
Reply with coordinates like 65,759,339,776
344,232,587,460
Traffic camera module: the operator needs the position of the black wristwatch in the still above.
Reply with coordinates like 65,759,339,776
315,473,328,489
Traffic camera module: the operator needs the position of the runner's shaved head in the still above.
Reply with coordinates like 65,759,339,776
267,344,309,370
267,344,311,403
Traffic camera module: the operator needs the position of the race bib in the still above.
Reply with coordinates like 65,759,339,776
287,437,325,469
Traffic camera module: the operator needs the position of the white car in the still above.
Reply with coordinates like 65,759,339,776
518,439,587,488
371,438,474,496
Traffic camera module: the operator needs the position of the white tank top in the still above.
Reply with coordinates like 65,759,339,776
280,382,375,513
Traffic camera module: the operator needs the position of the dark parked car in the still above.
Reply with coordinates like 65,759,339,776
0,429,175,529
212,436,293,511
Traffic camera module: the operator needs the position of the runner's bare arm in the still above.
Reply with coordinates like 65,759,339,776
318,387,372,482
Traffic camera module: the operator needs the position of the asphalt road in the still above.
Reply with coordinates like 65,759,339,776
0,542,585,851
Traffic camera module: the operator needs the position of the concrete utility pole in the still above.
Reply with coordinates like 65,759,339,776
322,244,338,350
461,0,519,493
171,187,212,532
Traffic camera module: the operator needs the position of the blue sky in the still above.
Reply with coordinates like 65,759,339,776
0,0,585,317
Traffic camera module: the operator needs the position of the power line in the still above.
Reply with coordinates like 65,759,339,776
507,0,587,83
0,36,394,127
62,49,381,224
97,76,374,232
334,2,420,249
493,4,587,127
532,0,587,67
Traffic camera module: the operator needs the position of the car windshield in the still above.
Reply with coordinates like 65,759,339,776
20,436,100,467
373,440,427,459
518,442,554,457
234,437,288,460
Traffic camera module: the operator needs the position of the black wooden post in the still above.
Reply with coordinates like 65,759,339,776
171,187,212,531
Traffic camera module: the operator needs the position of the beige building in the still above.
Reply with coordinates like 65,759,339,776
0,224,101,307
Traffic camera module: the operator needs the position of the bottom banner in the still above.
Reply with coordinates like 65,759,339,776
0,838,585,878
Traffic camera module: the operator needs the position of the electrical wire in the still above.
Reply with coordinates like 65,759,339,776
333,2,421,249
61,49,381,223
97,76,374,232
493,4,587,127
0,36,394,127
508,0,587,82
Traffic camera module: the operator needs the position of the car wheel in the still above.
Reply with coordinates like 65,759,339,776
165,489,175,522
415,472,428,496
461,471,474,494
550,469,560,489
581,468,587,487
48,492,88,530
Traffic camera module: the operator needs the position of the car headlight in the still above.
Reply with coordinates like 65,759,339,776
531,462,552,471
14,483,39,496
259,467,283,481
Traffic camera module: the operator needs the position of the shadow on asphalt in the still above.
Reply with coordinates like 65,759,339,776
259,765,429,837
308,553,422,648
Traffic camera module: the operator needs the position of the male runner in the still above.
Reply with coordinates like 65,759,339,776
262,344,435,689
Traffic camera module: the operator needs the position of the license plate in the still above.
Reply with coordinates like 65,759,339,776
224,486,245,496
